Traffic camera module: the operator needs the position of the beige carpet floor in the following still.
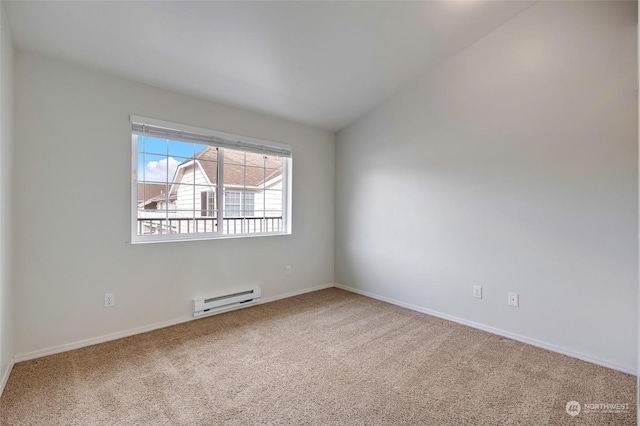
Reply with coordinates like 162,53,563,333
0,288,636,425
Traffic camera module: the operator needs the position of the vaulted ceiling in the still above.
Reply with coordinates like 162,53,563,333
4,1,535,131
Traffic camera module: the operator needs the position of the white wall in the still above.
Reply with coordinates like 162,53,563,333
335,1,638,372
14,51,335,357
0,2,14,391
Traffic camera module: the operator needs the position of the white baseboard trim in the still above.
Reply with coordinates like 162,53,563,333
14,283,335,363
0,357,15,397
334,283,637,376
14,317,194,363
260,283,335,304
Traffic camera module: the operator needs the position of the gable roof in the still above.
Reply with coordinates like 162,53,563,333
137,182,176,208
137,182,166,203
173,146,282,188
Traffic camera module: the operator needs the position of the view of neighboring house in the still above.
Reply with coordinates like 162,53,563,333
138,145,283,235
137,182,175,211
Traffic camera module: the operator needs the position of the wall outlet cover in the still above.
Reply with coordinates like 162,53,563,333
473,285,482,299
104,293,115,308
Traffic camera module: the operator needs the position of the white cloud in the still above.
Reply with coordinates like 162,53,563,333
144,157,180,182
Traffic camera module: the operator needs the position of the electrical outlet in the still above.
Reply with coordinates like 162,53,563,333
473,285,482,299
104,293,115,308
285,265,291,275
508,292,519,307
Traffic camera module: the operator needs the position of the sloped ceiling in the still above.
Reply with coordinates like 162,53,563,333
4,1,535,131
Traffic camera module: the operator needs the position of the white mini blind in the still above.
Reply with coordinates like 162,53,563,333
131,116,292,158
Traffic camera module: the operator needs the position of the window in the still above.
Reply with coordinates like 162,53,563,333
201,190,215,217
224,192,254,218
225,192,241,217
131,116,292,243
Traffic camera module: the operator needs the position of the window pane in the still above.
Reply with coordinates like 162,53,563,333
224,165,245,187
164,212,180,235
224,191,242,218
244,151,265,167
137,217,170,235
195,144,208,155
137,182,166,204
191,201,218,232
197,159,218,186
137,152,146,182
140,154,175,183
171,217,193,234
194,185,216,217
207,190,216,216
222,215,243,234
264,155,283,171
263,168,283,189
263,212,284,232
244,166,265,189
136,138,219,237
173,184,196,212
244,192,255,217
141,137,167,155
264,209,283,217
195,145,218,162
263,190,283,215
193,217,217,233
223,148,244,165
168,140,195,158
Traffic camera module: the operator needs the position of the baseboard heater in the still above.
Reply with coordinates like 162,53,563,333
193,286,261,317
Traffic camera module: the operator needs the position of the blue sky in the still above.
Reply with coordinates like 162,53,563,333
137,136,208,183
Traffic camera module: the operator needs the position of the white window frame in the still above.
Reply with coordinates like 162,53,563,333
131,116,292,244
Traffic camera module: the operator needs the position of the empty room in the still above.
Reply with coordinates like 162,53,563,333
0,0,637,424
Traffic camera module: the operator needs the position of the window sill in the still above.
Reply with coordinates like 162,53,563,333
129,231,291,245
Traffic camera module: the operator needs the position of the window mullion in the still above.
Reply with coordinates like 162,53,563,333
282,157,289,234
217,148,224,235
262,156,266,230
243,151,247,234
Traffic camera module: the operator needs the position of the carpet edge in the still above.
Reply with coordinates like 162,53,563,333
13,283,335,363
0,356,14,398
335,283,637,376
